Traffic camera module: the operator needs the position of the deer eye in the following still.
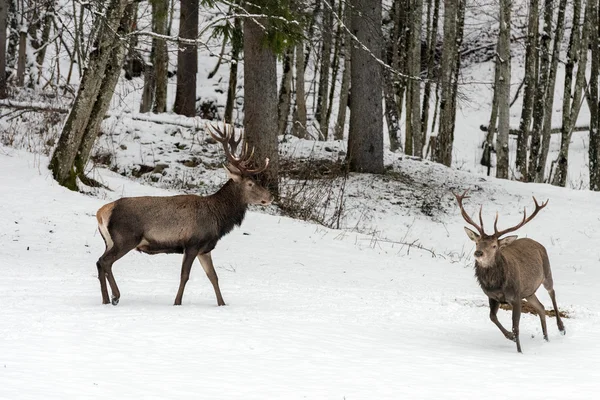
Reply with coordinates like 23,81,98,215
492,244,497,249
248,182,253,187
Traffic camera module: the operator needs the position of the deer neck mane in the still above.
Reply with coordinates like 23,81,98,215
474,252,507,293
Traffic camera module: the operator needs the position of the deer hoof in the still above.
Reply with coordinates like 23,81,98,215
111,297,119,306
504,332,515,341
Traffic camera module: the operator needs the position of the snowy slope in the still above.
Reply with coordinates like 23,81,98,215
1,146,599,399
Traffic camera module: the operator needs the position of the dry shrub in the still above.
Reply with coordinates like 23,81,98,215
278,158,349,229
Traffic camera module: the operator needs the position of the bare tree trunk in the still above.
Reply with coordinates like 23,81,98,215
316,0,333,140
552,0,586,187
34,2,54,84
527,0,553,182
589,0,600,190
243,14,279,193
293,40,308,139
152,0,169,113
346,0,384,173
434,0,463,167
496,0,511,179
334,3,350,141
16,25,26,86
421,0,440,145
535,0,567,182
224,17,241,124
485,58,501,175
140,64,155,113
173,0,198,117
406,0,423,156
278,47,294,136
516,0,539,179
48,0,130,189
0,0,8,98
75,2,136,176
384,0,402,151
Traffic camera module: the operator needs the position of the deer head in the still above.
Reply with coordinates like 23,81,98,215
206,122,273,205
454,190,548,267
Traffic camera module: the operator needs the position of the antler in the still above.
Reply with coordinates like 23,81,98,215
493,196,548,237
453,190,485,236
205,122,269,175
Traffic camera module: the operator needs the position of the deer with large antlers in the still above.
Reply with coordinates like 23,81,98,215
454,190,565,353
95,122,273,306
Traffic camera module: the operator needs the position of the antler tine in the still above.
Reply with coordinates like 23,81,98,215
494,196,549,237
453,190,485,235
225,123,243,155
206,122,228,144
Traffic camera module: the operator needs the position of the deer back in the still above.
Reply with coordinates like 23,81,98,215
495,238,547,298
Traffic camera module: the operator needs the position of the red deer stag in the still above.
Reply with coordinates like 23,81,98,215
95,122,273,306
454,190,565,353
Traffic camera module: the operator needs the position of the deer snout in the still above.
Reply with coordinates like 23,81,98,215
261,194,274,205
474,250,483,257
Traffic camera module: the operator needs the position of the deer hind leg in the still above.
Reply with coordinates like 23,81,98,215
542,259,566,335
97,239,136,306
489,298,514,341
525,294,548,341
197,252,226,306
174,247,200,306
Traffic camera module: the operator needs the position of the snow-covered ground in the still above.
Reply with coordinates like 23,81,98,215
1,146,600,399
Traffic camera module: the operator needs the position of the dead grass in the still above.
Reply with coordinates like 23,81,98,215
499,301,571,319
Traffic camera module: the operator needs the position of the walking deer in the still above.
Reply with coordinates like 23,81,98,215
454,190,565,353
95,123,273,306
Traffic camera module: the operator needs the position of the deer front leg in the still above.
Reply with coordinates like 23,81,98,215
511,299,522,353
174,248,199,306
489,298,514,341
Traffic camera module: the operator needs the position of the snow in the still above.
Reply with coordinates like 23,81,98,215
1,144,600,399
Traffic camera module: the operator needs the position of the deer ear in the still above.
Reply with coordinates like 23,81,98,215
464,227,480,242
224,164,243,182
498,235,518,248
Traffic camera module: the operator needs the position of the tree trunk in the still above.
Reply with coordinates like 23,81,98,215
535,0,567,183
553,0,586,187
384,0,402,151
49,0,130,190
527,0,553,182
75,2,136,175
434,0,463,167
406,0,423,156
516,0,539,179
346,0,384,174
173,0,198,117
140,64,155,113
0,0,8,98
293,40,308,139
333,3,351,141
316,0,333,140
421,0,440,146
16,27,26,87
243,14,279,193
278,47,294,136
495,0,511,179
225,17,241,124
589,0,600,190
152,0,169,113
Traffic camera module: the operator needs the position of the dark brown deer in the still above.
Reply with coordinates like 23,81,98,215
95,123,273,306
454,190,565,353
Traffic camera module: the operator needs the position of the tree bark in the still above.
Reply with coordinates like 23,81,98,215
588,0,600,190
535,0,567,183
384,0,402,151
496,0,511,179
173,0,198,117
48,0,130,190
421,0,440,146
552,0,586,187
0,0,8,98
75,2,136,175
434,0,463,167
406,0,423,156
243,14,279,193
334,3,351,141
346,0,384,174
278,47,294,136
293,40,308,139
527,0,553,182
225,17,241,124
152,0,169,113
515,0,539,179
316,0,333,140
